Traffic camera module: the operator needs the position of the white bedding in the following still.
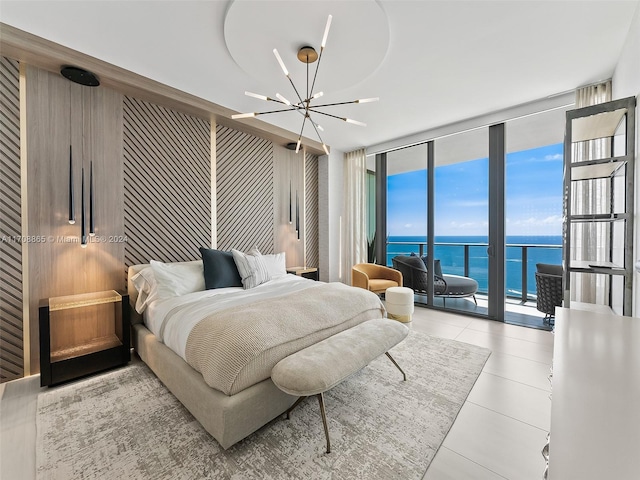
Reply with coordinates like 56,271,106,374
144,274,321,361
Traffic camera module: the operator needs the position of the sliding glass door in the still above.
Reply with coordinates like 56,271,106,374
433,128,490,315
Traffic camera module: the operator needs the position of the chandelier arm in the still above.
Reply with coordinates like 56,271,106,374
254,107,301,116
308,47,324,100
309,114,326,145
286,76,306,106
308,109,347,121
310,100,362,108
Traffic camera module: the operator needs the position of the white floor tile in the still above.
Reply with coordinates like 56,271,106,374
455,329,553,364
482,352,552,392
423,447,507,480
466,319,554,347
467,372,551,431
410,317,465,339
413,307,475,329
443,402,548,480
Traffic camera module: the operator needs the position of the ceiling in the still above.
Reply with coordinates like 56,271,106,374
1,0,638,152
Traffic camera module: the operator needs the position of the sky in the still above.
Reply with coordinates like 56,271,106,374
387,143,564,238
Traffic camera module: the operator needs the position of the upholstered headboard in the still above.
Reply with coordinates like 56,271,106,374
127,263,149,325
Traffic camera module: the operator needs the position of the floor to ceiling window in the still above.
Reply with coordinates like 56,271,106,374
377,106,570,329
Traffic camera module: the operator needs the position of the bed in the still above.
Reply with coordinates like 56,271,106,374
127,260,385,449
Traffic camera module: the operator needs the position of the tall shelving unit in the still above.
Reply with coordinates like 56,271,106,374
563,96,636,316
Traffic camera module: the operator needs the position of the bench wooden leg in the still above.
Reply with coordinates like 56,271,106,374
385,352,407,381
317,392,331,454
285,396,306,420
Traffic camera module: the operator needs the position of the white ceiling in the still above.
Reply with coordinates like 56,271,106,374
1,0,638,152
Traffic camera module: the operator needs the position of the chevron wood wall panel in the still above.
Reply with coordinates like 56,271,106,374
216,125,274,253
305,152,319,268
0,57,23,382
123,96,211,269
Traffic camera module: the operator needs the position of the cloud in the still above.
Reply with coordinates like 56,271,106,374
404,223,413,228
543,153,563,161
507,215,562,227
450,200,488,207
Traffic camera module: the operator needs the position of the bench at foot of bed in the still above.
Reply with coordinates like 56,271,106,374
271,318,409,453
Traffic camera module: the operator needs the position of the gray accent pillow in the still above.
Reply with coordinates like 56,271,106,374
410,252,444,276
232,248,271,289
199,248,243,289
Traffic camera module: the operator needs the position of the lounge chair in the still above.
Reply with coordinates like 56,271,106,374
392,255,478,305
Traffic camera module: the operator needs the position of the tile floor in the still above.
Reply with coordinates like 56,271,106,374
0,306,553,480
410,306,553,480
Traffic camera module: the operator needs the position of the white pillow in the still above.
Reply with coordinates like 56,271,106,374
131,267,157,313
231,248,271,289
149,260,205,301
262,252,287,277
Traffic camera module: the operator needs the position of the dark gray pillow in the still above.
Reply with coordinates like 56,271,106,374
410,252,444,276
199,248,242,289
536,263,563,276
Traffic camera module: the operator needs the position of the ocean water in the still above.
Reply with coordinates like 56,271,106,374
386,235,562,298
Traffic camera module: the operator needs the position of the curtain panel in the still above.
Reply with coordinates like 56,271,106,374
341,148,368,284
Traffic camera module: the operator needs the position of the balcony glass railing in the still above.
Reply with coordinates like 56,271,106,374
386,240,562,302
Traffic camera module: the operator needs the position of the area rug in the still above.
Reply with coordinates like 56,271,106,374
36,331,490,480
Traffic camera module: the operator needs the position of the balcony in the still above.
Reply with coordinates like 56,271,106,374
386,240,563,330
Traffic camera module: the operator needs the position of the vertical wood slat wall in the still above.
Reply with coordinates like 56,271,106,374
0,57,23,382
24,65,125,373
122,96,211,270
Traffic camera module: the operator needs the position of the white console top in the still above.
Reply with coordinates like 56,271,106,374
549,307,640,480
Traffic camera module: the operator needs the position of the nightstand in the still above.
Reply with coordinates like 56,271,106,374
286,267,319,281
39,290,130,386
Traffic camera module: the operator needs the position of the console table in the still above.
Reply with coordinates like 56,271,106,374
547,307,640,479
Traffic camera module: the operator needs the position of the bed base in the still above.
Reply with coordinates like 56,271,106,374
132,323,296,449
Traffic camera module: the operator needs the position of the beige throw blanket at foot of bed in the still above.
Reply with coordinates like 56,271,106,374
185,283,385,395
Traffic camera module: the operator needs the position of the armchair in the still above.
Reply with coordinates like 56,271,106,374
535,263,563,324
351,263,402,294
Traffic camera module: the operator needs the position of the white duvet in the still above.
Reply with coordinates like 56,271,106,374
144,274,321,361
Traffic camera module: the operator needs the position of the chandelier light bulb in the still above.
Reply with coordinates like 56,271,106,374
273,49,289,76
312,91,324,99
231,112,257,119
357,97,379,103
321,15,333,49
316,123,324,131
276,93,291,105
345,118,367,127
295,139,301,153
245,91,268,101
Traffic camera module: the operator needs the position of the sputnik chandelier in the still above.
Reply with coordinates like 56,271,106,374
232,15,378,154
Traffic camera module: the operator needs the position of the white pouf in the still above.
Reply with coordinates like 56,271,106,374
385,286,415,323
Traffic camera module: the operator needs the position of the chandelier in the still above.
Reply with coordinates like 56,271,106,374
232,15,378,154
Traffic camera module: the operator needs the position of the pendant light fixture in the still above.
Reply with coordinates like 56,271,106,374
232,15,378,154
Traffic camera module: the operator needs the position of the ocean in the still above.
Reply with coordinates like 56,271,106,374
386,235,562,298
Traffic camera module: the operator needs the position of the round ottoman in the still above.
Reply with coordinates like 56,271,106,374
385,286,414,323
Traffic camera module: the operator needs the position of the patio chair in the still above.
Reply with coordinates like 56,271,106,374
535,263,563,324
392,255,478,305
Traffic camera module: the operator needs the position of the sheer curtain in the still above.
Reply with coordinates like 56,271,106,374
341,148,368,284
571,80,612,305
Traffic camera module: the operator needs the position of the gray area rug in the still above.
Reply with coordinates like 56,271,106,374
36,331,490,480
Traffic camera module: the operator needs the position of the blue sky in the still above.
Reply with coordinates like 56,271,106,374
387,143,564,237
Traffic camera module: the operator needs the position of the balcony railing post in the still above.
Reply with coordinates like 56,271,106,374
521,246,528,304
464,245,470,277
419,243,424,257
